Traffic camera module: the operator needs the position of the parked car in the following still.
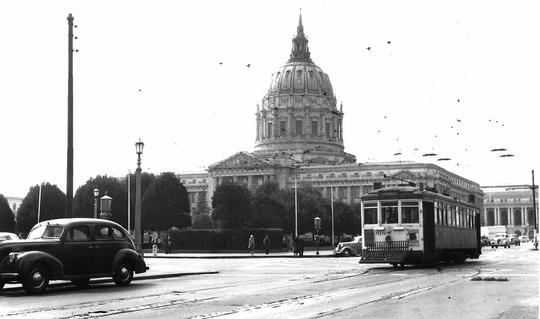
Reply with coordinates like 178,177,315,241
519,235,530,243
0,218,148,294
0,232,20,243
508,234,520,246
490,233,510,248
481,235,490,247
334,236,362,257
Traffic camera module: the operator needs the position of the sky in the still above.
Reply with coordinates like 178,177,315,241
1,0,539,198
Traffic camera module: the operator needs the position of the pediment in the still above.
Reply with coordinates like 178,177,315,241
209,152,274,170
391,170,418,181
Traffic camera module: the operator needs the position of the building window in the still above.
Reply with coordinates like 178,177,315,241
325,122,330,138
352,186,360,198
280,121,286,136
362,185,373,194
295,120,303,136
311,121,318,136
267,122,273,138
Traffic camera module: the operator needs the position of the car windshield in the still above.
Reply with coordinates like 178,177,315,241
27,224,64,239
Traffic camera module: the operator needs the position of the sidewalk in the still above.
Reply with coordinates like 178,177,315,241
143,248,336,259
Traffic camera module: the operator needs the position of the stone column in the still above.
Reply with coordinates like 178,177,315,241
495,207,500,225
305,112,310,137
263,175,268,184
233,176,239,183
522,206,526,225
288,112,293,137
248,175,253,191
347,186,352,204
509,207,514,226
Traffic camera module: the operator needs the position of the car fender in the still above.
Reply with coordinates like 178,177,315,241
112,249,146,274
17,251,64,279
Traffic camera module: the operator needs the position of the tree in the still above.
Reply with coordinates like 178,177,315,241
211,183,253,229
192,213,217,229
142,172,191,231
0,194,16,232
252,182,291,231
73,173,156,230
73,175,126,226
323,200,359,241
16,183,66,236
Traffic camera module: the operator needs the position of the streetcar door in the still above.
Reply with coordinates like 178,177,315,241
423,201,435,252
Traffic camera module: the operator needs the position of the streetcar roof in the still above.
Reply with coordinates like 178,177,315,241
361,186,479,209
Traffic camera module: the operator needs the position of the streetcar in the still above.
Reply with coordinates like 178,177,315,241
359,186,481,267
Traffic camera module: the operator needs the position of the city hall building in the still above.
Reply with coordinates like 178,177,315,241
178,14,484,216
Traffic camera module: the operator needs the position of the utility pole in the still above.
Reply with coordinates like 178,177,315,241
532,170,538,249
65,13,74,218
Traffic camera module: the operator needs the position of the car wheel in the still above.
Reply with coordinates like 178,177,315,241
71,278,90,287
22,263,49,294
342,249,351,257
113,262,134,286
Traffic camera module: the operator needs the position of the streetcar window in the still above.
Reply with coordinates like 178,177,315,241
381,201,398,224
364,207,378,224
402,201,419,223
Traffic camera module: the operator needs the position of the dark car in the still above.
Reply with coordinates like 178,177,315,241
0,218,148,294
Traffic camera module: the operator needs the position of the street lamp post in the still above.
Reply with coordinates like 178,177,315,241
532,170,538,250
314,216,321,256
294,174,298,238
330,186,334,247
99,192,113,220
93,188,99,218
134,139,144,252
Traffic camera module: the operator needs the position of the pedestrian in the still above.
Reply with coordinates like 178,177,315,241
282,235,287,251
248,234,255,256
287,235,293,252
263,235,271,255
166,234,172,254
297,236,305,257
293,236,298,256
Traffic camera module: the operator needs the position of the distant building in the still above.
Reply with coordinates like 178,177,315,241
5,196,23,221
178,13,483,214
482,186,538,238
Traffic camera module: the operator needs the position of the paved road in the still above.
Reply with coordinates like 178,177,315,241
0,244,537,318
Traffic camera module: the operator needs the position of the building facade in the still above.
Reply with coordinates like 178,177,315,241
482,186,538,238
178,13,483,215
5,196,23,221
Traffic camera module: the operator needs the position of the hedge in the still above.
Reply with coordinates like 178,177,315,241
168,228,284,250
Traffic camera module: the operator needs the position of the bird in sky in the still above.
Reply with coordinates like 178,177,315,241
457,99,461,102
393,152,402,156
138,89,142,92
366,47,371,51
219,62,223,65
500,154,514,157
438,158,451,161
457,119,461,122
423,153,437,157
387,41,391,44
246,64,251,68
491,148,507,152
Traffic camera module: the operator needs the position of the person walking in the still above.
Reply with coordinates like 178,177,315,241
293,236,298,256
263,235,271,255
248,234,255,256
166,234,172,254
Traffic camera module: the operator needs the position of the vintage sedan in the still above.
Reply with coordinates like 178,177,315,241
333,236,362,257
0,218,148,294
0,232,20,243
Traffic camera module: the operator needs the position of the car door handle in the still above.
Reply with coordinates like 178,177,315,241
87,245,94,249
93,245,100,249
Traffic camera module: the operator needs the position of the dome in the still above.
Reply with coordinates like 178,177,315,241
253,12,355,165
266,62,335,99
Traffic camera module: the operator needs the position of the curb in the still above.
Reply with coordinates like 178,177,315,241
0,271,219,293
145,254,336,259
